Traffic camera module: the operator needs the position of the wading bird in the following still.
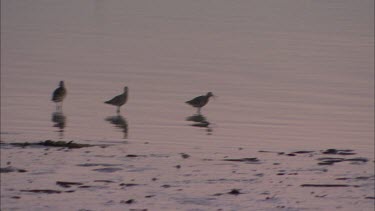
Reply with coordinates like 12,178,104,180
52,81,67,111
105,86,128,113
185,92,215,113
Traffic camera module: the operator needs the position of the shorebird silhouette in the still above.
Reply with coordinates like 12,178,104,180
52,81,67,111
185,92,214,113
105,86,128,113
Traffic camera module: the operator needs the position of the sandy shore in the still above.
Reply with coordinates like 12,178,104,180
1,139,374,211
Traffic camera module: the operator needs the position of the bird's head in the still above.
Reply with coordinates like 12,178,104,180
207,92,215,99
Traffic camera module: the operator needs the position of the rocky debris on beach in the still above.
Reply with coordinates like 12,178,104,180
161,184,172,188
317,157,368,165
4,140,95,149
120,199,135,204
322,149,356,155
258,150,285,154
0,166,27,173
180,153,191,159
20,189,62,194
77,163,122,167
10,196,21,199
259,148,359,157
56,181,84,188
214,189,244,196
292,150,315,154
78,185,93,189
223,157,260,164
93,180,116,183
126,154,140,158
119,183,141,187
228,189,243,195
336,176,374,181
92,167,123,173
301,184,352,187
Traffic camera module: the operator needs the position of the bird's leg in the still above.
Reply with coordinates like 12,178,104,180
197,107,201,114
117,107,120,114
56,103,62,112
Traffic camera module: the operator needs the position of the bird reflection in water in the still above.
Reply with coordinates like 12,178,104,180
51,111,66,139
186,113,213,135
105,115,128,139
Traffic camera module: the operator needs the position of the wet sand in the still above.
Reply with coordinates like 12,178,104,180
1,140,373,211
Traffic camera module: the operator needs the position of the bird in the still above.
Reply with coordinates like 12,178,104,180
185,92,214,113
105,86,128,113
52,81,67,111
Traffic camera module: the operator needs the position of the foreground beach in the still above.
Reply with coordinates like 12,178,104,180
1,139,373,211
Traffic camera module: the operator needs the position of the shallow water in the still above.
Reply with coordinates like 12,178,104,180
1,0,374,210
2,0,373,151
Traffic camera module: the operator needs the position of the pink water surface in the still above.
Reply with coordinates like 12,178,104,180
1,1,374,210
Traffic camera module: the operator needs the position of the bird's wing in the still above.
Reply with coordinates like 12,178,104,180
52,87,66,101
186,95,204,105
105,94,121,104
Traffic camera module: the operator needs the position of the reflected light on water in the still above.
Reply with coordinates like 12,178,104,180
105,115,128,139
51,111,66,139
186,113,213,135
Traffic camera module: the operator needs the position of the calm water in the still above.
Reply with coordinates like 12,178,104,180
1,0,374,155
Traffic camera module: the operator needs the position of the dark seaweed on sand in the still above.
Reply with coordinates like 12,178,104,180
7,140,94,149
